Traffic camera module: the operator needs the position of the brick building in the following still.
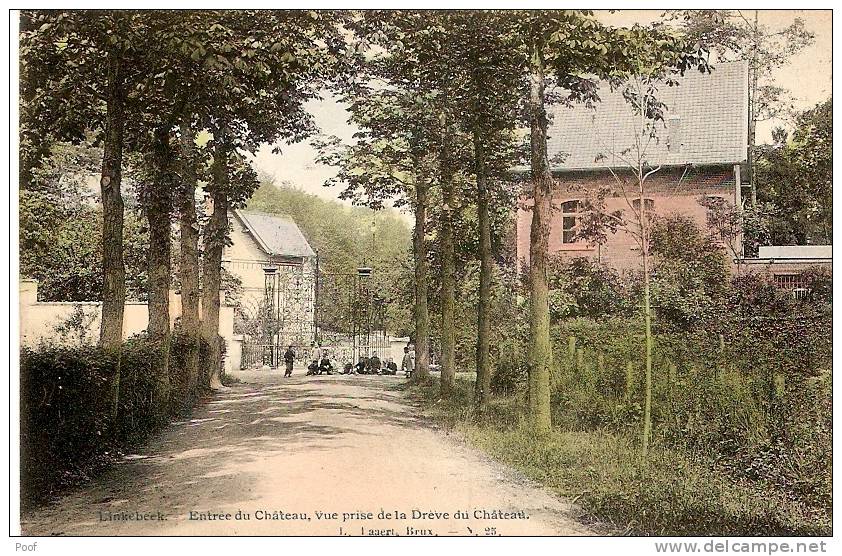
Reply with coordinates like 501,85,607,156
514,61,750,274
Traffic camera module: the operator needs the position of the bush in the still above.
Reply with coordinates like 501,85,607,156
650,215,729,331
21,344,118,504
547,257,631,321
490,334,527,395
20,332,204,507
169,331,212,413
800,266,832,304
545,308,831,528
414,378,830,535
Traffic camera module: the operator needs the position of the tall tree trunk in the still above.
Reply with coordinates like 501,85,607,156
146,128,173,411
201,150,229,391
99,49,127,426
641,248,654,458
411,171,430,383
99,49,127,349
474,130,492,409
527,38,553,435
178,123,201,407
639,171,654,458
439,115,456,398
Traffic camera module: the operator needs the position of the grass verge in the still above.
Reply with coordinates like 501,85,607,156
405,377,831,536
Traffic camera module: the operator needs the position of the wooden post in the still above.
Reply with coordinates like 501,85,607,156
625,361,634,399
734,164,744,259
774,373,786,399
597,353,605,377
568,335,576,359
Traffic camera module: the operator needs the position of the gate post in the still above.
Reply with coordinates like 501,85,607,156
314,251,320,344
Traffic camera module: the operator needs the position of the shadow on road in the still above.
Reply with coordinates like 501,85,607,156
21,374,426,535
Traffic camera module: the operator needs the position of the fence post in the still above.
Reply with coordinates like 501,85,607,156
774,373,786,399
568,336,576,359
625,361,634,399
596,353,605,391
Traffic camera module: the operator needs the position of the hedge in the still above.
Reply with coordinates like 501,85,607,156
20,332,214,507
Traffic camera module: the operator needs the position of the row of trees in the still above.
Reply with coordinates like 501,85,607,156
315,11,708,438
28,10,816,442
20,10,352,412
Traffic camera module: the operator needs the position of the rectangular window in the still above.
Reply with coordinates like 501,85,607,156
774,273,809,299
631,198,655,212
561,200,580,244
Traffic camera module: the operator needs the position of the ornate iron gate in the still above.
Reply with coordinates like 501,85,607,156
238,260,389,370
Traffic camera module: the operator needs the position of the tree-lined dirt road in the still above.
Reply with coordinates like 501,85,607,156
21,372,595,536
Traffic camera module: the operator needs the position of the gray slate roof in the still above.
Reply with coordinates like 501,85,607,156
234,210,316,258
542,60,748,171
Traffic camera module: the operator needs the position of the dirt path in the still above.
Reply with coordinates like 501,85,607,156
21,372,595,536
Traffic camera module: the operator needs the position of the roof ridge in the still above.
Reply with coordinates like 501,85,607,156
238,209,294,220
232,209,315,258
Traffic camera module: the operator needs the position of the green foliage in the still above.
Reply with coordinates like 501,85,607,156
800,266,832,304
411,378,830,535
546,305,831,518
247,179,414,335
19,331,219,507
19,183,149,302
425,258,833,533
425,260,523,372
20,344,116,505
757,98,832,245
650,215,729,329
21,337,156,506
698,194,775,258
53,306,99,345
547,257,631,320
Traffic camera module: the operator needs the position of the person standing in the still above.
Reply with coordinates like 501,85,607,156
401,346,415,378
368,351,382,374
283,345,295,377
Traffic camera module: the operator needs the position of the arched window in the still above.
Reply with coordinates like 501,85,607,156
561,200,580,244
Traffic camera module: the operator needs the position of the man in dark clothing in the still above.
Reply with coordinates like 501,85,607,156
318,354,334,375
283,346,295,377
368,351,382,374
354,355,368,375
385,358,398,375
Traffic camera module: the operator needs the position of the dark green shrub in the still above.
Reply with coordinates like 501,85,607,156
800,266,832,304
490,335,527,395
169,331,210,413
117,333,169,442
20,332,202,507
20,344,118,504
547,257,632,321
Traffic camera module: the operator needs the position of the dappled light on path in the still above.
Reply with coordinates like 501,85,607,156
21,373,593,536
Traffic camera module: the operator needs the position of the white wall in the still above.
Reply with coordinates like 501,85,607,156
757,245,832,259
19,280,239,370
